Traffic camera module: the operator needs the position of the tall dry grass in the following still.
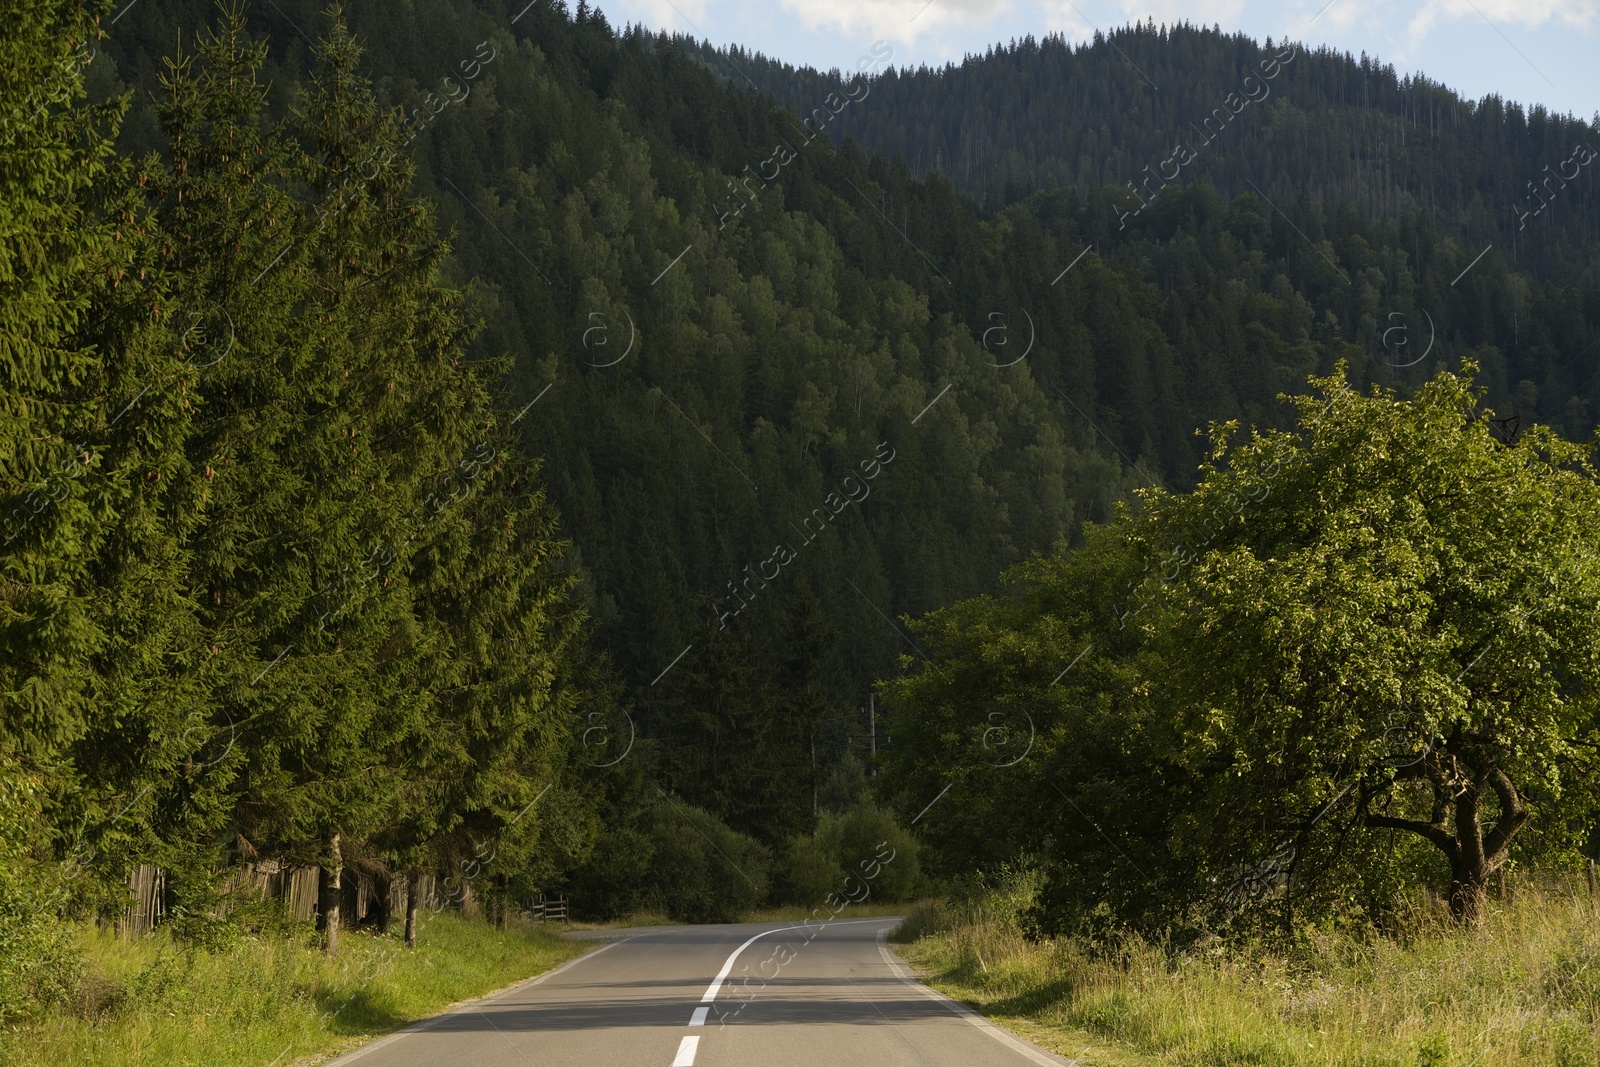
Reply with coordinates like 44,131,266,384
899,878,1600,1066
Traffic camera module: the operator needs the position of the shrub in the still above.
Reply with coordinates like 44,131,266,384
643,801,770,923
0,770,83,1024
817,805,922,902
568,826,654,920
773,834,845,906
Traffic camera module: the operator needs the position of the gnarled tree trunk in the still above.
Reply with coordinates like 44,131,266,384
1363,746,1526,925
1448,786,1489,922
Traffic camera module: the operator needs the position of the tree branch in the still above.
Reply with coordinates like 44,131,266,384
1480,765,1529,863
1364,813,1461,862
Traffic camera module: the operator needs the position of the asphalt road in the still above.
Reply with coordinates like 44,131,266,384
324,916,1076,1067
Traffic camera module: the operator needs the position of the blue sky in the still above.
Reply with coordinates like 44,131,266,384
592,0,1598,122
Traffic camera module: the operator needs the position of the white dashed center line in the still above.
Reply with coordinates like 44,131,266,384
673,919,892,1063
671,1035,700,1066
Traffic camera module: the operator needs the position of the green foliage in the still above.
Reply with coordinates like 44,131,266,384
884,363,1600,934
818,806,923,903
568,826,655,921
642,800,772,923
1149,363,1600,922
772,834,845,906
772,805,922,905
1,0,595,993
0,769,83,1024
818,751,869,814
1415,1034,1450,1067
0,0,116,762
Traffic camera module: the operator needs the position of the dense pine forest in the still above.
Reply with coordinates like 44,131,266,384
4,0,1600,1053
683,22,1600,282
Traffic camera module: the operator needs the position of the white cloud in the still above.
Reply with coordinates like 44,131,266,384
631,0,713,35
777,0,1016,54
1252,0,1599,74
1109,0,1247,29
1400,0,1600,64
1278,0,1599,43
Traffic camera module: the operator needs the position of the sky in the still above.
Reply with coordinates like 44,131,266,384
590,0,1600,122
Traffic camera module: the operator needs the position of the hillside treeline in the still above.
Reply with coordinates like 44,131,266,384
683,20,1600,284
94,1,1600,796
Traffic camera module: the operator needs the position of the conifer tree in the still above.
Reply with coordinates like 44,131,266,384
387,442,591,940
140,3,328,920
264,6,581,948
1,2,118,765
2,0,206,910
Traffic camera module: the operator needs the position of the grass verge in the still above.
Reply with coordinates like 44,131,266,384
895,881,1600,1067
0,910,587,1067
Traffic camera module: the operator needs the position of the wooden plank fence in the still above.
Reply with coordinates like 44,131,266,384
112,862,565,937
118,864,166,938
528,895,568,922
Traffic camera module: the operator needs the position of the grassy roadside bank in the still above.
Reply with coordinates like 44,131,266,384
893,881,1600,1067
0,912,587,1067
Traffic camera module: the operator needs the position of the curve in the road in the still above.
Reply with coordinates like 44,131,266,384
323,916,1079,1067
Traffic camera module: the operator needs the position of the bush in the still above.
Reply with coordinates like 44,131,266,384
773,834,845,906
568,826,654,920
0,770,83,1024
643,801,770,923
817,805,922,902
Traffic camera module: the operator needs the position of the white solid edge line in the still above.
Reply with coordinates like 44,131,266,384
875,931,1079,1067
689,1005,709,1026
700,916,898,1004
672,1034,701,1066
322,935,637,1066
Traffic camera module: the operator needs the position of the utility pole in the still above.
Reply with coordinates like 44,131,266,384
869,694,876,775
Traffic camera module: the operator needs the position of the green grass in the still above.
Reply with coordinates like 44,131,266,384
896,881,1600,1067
0,910,587,1067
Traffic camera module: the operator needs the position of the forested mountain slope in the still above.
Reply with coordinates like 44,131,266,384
87,0,1600,842
682,22,1600,285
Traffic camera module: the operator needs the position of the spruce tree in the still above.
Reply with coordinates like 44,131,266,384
387,443,590,939
2,0,206,911
0,2,118,765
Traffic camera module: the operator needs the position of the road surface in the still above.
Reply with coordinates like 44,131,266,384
324,916,1076,1066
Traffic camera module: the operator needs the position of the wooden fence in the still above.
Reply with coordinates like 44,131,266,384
118,864,166,938
113,862,568,937
528,895,568,922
